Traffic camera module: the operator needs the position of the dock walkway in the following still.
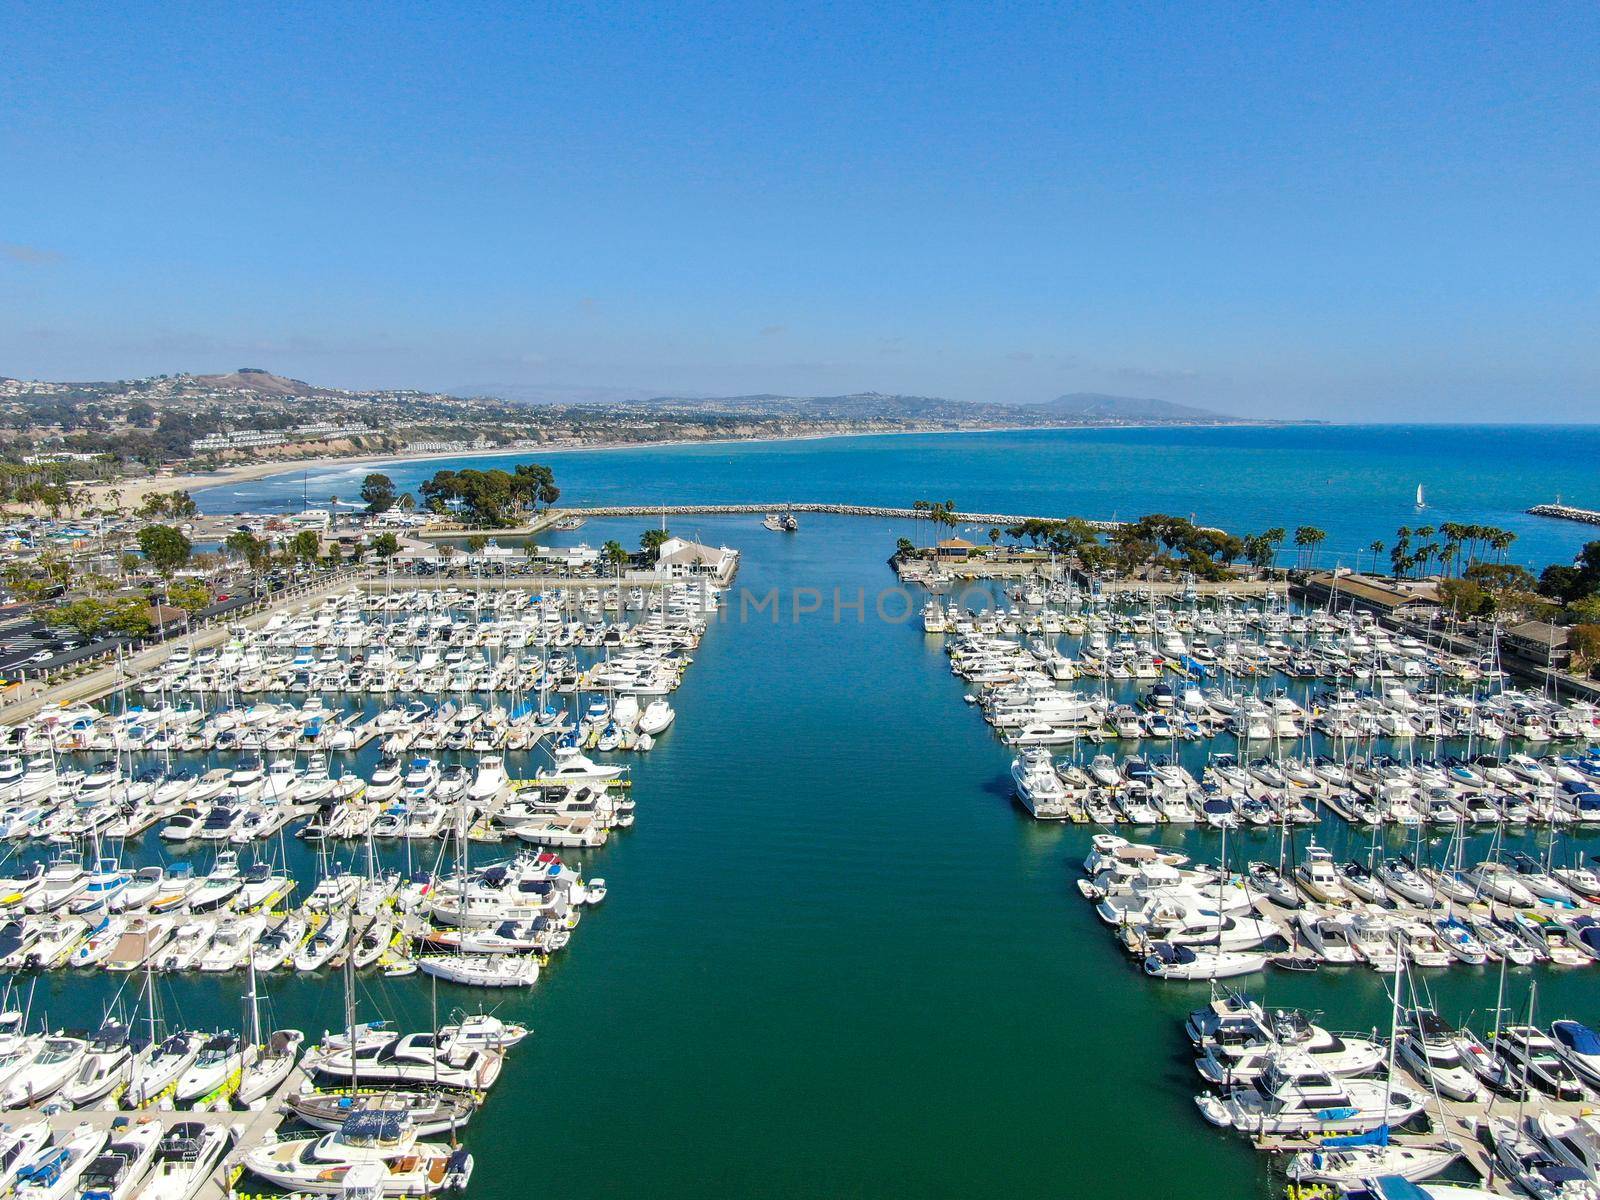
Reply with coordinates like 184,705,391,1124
28,1064,309,1200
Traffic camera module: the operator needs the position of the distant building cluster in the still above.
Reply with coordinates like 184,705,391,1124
190,422,376,453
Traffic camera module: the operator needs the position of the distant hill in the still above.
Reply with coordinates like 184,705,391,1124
188,368,323,397
1027,392,1229,422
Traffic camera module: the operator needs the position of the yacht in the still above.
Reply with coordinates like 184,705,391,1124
1551,1020,1600,1091
1197,1058,1425,1134
174,1033,246,1104
242,1111,472,1196
1397,1009,1481,1101
305,1030,505,1091
1293,843,1349,905
73,1119,162,1200
132,1123,233,1200
1494,1024,1585,1099
13,1124,105,1200
124,1032,202,1107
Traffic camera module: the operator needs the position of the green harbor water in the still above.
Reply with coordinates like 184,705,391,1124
23,511,1600,1199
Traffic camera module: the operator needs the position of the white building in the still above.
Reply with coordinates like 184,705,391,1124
652,537,739,582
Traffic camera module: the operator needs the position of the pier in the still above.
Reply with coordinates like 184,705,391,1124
1527,502,1600,527
421,503,1149,539
25,1064,309,1200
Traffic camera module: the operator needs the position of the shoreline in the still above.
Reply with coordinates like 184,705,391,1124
114,419,1293,507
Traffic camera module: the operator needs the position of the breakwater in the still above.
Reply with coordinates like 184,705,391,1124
1528,502,1600,527
558,503,1126,530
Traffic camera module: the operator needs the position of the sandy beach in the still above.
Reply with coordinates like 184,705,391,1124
89,424,1075,508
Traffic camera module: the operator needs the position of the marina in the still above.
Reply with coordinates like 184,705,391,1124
9,427,1600,1200
0,572,723,1198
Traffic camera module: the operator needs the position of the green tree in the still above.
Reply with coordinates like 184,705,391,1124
289,530,322,562
895,537,917,559
640,528,671,560
397,492,417,514
360,473,397,514
1367,540,1385,574
601,540,630,569
167,578,212,613
106,597,153,638
137,525,192,575
1572,625,1600,673
371,532,400,559
50,597,111,638
1292,526,1326,569
465,534,489,553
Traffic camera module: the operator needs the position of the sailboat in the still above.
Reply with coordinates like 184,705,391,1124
1415,483,1427,510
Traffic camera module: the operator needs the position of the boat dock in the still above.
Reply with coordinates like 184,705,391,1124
22,1064,309,1200
1254,1053,1595,1193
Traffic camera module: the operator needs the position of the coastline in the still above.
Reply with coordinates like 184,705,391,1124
105,419,1284,508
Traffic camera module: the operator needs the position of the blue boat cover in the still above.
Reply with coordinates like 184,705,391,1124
1323,1124,1390,1148
1555,1021,1600,1055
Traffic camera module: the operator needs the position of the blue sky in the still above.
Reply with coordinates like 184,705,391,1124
2,3,1596,419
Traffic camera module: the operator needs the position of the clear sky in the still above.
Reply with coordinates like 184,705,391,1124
2,3,1596,420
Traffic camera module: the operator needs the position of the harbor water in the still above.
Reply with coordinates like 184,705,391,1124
38,427,1576,1198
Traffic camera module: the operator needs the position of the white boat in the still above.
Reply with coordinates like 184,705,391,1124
124,1032,202,1108
0,1122,51,1193
236,1029,303,1104
1550,1020,1600,1091
73,1119,163,1200
1197,1058,1425,1134
2,1035,87,1107
1143,941,1267,980
293,913,350,971
173,1033,245,1104
1397,1009,1481,1102
186,854,244,913
1285,1141,1460,1186
305,1031,503,1091
242,1112,471,1196
13,1123,105,1200
59,1022,135,1106
130,1123,233,1200
638,700,675,735
416,953,540,988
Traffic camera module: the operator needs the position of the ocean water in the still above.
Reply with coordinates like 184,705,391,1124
39,429,1588,1198
199,424,1600,571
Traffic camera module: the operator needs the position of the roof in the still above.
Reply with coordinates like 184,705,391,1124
1506,620,1569,646
936,537,977,550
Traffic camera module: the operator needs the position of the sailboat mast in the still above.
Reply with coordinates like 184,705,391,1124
343,936,357,1095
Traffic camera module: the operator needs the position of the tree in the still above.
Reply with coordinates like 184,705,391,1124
397,492,417,514
167,578,212,614
289,530,321,563
106,597,152,638
371,532,399,559
895,537,917,560
50,597,111,638
640,528,671,560
601,540,630,570
138,525,192,575
987,527,1001,548
510,463,560,510
360,473,397,514
1367,540,1385,574
1437,577,1490,618
465,534,489,553
1572,625,1600,673
1292,526,1326,569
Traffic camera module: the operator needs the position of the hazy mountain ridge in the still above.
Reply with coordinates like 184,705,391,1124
1029,392,1229,421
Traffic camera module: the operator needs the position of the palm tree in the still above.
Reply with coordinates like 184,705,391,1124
1292,526,1326,569
1368,540,1385,574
